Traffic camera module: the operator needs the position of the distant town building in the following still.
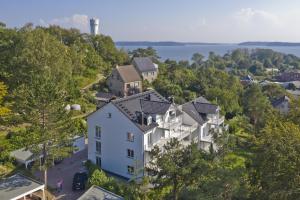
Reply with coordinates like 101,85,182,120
276,69,300,82
107,65,142,97
240,75,255,86
132,57,158,83
90,18,100,35
271,95,290,115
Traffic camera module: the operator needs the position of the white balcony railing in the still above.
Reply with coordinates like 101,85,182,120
208,116,225,125
145,123,198,151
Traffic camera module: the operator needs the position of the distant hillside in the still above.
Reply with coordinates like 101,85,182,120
239,42,300,47
115,41,221,46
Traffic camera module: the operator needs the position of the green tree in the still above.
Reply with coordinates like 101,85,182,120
262,84,287,100
129,47,160,62
252,117,300,200
243,84,271,130
15,73,77,188
191,53,205,67
0,82,10,116
148,139,209,200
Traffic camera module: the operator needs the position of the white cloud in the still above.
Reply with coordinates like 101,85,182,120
234,8,281,27
40,14,89,32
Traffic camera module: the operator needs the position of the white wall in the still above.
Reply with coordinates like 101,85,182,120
87,103,145,179
73,136,85,154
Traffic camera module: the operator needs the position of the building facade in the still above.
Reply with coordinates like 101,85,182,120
87,90,224,179
132,57,158,83
276,70,300,82
107,65,142,97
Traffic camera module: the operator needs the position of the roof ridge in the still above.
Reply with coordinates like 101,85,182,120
140,99,171,104
193,101,217,106
112,90,155,104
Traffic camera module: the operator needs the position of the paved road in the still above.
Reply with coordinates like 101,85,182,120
80,74,103,91
35,148,88,200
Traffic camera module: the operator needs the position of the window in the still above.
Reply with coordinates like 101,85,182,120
148,133,152,146
127,132,134,142
127,149,134,158
95,126,101,138
96,156,101,167
127,166,134,175
126,83,130,89
107,113,112,118
96,141,101,154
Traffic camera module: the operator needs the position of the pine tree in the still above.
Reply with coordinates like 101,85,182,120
15,72,77,188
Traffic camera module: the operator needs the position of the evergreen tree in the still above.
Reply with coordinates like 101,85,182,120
14,73,77,188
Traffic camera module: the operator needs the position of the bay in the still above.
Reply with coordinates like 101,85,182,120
117,44,300,62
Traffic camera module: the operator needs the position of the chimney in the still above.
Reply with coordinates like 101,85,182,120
145,94,151,101
168,96,175,104
136,111,144,125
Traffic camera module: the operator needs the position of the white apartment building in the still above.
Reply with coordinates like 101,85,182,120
87,90,224,179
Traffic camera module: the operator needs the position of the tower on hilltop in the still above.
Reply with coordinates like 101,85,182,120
90,18,99,35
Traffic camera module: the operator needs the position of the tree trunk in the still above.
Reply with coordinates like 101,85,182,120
173,180,178,200
44,169,47,190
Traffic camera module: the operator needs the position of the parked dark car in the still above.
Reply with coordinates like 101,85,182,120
72,172,88,191
54,157,63,165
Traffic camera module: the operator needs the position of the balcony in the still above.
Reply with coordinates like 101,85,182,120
208,116,224,125
145,123,198,151
160,117,182,129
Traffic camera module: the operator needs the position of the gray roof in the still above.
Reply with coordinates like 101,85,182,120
133,57,157,72
10,148,34,163
115,65,141,83
140,99,171,114
182,97,218,125
271,95,290,107
0,174,44,200
112,90,171,132
95,92,116,102
78,185,124,200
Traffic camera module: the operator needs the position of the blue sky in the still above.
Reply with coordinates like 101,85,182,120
1,0,300,42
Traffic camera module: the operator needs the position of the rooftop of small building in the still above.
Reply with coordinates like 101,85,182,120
115,65,142,83
182,96,219,125
132,57,157,72
77,185,124,200
271,95,290,107
0,174,44,200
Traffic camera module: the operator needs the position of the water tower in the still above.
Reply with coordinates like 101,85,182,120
90,18,99,35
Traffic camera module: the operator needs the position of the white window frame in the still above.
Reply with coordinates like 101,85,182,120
95,126,101,139
96,156,101,167
127,149,134,158
127,165,134,175
96,141,101,154
127,132,134,142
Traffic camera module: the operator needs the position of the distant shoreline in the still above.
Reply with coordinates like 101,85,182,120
239,42,300,47
115,41,300,47
115,41,225,46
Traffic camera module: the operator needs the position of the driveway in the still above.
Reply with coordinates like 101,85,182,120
35,147,88,200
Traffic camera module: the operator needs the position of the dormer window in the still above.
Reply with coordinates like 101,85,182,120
146,115,152,125
108,113,112,118
169,110,175,116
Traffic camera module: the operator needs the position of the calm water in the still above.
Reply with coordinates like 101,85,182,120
117,44,300,62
